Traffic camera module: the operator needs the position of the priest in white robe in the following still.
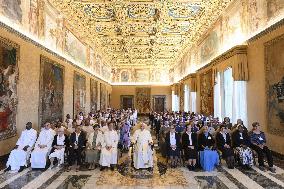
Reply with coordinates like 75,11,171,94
99,122,119,171
5,122,37,172
132,122,154,169
30,122,55,169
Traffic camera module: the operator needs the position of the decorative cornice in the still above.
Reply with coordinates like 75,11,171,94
248,18,284,43
210,45,247,66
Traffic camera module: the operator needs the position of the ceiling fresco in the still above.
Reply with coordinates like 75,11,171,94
47,0,233,70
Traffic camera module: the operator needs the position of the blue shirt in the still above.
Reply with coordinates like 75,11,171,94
250,132,266,145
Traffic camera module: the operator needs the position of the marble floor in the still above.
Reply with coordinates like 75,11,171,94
0,159,284,189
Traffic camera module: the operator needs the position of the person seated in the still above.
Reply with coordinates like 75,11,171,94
198,126,219,172
165,126,181,168
182,124,198,171
216,125,235,169
85,125,102,170
82,119,94,138
67,126,87,172
232,124,253,169
30,122,55,169
5,122,37,172
99,122,119,171
49,127,69,169
250,122,276,173
223,117,233,130
232,119,248,132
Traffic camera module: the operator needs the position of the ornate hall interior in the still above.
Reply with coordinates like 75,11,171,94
0,0,284,188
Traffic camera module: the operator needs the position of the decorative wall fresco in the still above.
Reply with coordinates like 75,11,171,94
73,72,86,116
28,0,39,36
200,30,220,64
90,79,98,111
100,83,106,110
135,69,149,82
65,29,87,65
265,34,284,136
200,70,213,116
0,0,23,25
45,7,58,50
39,56,64,127
121,70,129,82
95,54,102,75
266,0,284,22
135,87,151,113
90,48,95,71
0,37,19,140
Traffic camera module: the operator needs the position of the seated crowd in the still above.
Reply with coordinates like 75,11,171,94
150,111,276,173
4,109,276,173
5,109,137,172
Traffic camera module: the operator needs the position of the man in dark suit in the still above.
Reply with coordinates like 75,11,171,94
67,126,86,171
165,126,181,168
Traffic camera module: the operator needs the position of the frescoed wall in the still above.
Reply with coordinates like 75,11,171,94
65,29,87,65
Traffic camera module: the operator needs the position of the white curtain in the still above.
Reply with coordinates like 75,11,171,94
214,72,222,119
233,81,248,127
223,68,234,119
189,92,196,113
184,84,190,112
172,90,179,112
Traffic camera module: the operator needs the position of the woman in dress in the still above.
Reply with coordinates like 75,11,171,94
216,125,235,169
182,124,198,170
198,126,219,172
232,124,253,169
85,124,102,170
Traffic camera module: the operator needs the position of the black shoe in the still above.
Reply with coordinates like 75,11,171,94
4,166,11,172
110,166,114,171
18,166,25,172
100,167,105,171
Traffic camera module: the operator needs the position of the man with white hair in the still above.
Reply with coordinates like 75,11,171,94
5,122,37,172
30,122,55,169
49,127,69,169
132,122,153,170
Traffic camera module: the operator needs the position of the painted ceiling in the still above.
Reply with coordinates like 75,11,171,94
48,0,233,70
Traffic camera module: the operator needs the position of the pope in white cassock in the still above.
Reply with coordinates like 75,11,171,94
30,122,55,169
5,122,37,172
132,122,153,169
99,122,119,170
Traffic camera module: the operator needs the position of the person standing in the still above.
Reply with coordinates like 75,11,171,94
5,122,37,172
165,126,181,168
99,122,119,171
182,124,198,170
132,123,153,170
